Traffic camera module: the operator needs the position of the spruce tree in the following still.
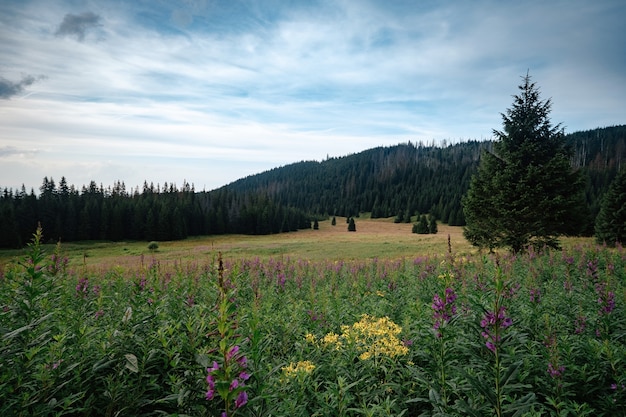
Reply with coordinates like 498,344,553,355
428,215,438,234
463,74,586,252
414,214,429,234
595,169,626,246
348,217,356,232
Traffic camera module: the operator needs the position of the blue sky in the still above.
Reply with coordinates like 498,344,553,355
1,0,625,193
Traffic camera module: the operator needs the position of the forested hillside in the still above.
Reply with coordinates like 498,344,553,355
225,125,626,232
1,125,624,248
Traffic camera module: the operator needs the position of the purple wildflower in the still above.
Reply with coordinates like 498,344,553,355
230,379,239,391
226,345,240,361
548,363,565,379
235,390,248,408
480,306,512,352
432,287,457,337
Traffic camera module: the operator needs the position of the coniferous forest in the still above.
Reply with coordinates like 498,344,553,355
0,125,625,249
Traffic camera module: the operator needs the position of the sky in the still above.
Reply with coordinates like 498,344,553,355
1,0,625,194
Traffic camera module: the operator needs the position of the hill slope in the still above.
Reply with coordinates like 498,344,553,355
221,125,626,231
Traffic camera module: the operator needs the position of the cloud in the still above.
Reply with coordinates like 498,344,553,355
0,74,45,99
55,11,101,41
0,145,38,158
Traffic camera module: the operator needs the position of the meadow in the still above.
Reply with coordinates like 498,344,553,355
0,218,624,416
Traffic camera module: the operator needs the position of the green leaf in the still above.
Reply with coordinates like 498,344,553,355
125,353,139,373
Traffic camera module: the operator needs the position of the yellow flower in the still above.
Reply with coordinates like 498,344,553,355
319,314,408,360
282,360,316,379
305,333,316,344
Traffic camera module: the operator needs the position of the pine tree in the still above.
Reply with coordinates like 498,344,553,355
348,217,356,232
595,169,626,246
428,215,438,234
413,214,429,234
313,219,319,230
463,74,586,252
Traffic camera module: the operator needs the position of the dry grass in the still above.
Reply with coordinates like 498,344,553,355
0,217,594,273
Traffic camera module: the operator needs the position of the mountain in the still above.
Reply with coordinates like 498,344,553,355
219,125,626,232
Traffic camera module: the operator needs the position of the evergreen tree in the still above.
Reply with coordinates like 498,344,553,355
413,214,429,234
331,216,336,226
348,217,356,232
595,168,626,246
428,214,438,234
463,74,586,252
313,219,319,230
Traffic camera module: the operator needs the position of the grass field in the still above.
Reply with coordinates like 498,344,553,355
0,217,594,273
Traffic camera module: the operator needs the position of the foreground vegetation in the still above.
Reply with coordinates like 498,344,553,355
1,226,624,416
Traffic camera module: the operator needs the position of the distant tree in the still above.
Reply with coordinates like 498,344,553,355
348,217,356,232
595,168,626,246
394,211,404,223
428,215,438,234
413,214,429,234
331,216,336,226
463,74,586,252
313,219,319,230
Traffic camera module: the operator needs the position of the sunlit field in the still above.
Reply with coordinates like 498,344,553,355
1,220,624,416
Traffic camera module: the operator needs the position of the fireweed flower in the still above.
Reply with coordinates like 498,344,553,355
432,287,457,337
529,287,541,303
235,391,248,408
480,307,512,353
547,362,565,379
595,283,616,315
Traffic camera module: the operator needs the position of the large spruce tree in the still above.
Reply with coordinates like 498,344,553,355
463,74,586,252
595,168,626,246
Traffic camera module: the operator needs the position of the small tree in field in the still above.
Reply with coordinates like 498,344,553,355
348,217,356,232
463,74,586,253
595,169,626,246
428,215,438,234
331,216,337,226
413,215,429,234
313,219,319,230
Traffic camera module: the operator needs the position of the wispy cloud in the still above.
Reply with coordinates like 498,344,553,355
55,11,101,41
0,0,624,192
0,74,45,99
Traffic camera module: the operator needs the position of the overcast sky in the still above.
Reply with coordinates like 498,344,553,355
1,0,625,193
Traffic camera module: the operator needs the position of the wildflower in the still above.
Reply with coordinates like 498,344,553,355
323,315,408,359
235,390,248,408
529,287,541,303
230,379,239,391
574,315,586,334
547,363,565,379
305,332,317,344
432,287,457,337
226,345,240,361
282,360,316,378
480,306,512,353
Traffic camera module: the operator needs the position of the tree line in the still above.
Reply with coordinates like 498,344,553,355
0,179,311,248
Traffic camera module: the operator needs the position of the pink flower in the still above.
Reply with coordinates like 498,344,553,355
226,345,240,361
205,389,215,400
235,390,248,408
230,379,239,391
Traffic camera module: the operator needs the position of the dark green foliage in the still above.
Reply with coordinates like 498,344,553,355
331,216,336,226
348,217,356,232
428,215,438,234
413,214,429,234
463,75,587,252
313,219,319,230
595,168,626,245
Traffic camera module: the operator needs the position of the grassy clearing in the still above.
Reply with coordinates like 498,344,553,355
0,217,594,274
